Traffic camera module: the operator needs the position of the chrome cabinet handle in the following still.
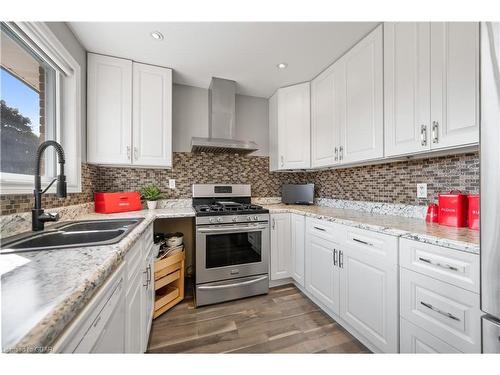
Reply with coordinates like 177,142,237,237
353,237,374,247
339,250,344,268
143,268,149,287
313,226,326,232
421,124,427,146
333,249,338,266
334,147,338,161
432,121,439,144
339,146,343,161
134,147,138,160
126,146,131,160
420,301,460,321
280,155,284,167
272,218,276,230
418,257,459,272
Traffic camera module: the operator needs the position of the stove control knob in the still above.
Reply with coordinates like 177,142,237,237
246,216,251,221
254,216,259,221
217,217,223,223
209,218,214,223
232,217,237,222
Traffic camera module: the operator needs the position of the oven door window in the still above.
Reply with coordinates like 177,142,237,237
205,231,262,268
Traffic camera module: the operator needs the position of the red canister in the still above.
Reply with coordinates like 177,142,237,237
426,204,439,223
468,195,480,230
438,191,468,227
94,192,142,214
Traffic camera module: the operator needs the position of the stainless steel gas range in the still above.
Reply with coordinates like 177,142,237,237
192,184,269,307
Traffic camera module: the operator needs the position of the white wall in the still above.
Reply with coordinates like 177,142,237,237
172,83,269,156
46,22,87,162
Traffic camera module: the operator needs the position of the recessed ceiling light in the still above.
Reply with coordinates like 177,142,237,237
150,31,164,41
276,62,288,69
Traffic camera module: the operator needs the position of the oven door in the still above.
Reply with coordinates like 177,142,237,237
196,222,269,284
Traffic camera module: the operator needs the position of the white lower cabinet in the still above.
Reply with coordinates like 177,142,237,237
270,213,291,280
400,318,460,353
339,228,399,353
305,234,340,314
399,239,481,353
290,214,306,286
304,218,399,352
400,267,481,353
53,224,155,353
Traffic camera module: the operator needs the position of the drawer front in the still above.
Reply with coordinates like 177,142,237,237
400,318,460,353
344,226,399,266
306,217,343,244
400,238,479,293
400,268,481,353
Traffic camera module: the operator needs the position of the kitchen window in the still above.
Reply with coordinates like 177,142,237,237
0,22,81,194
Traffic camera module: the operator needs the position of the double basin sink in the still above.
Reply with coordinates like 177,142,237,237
1,218,144,254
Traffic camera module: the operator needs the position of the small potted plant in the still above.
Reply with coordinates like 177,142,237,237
140,184,163,210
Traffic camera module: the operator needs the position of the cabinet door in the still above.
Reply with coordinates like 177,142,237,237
305,234,339,314
341,25,384,164
142,245,155,352
125,269,143,353
132,62,172,167
87,53,132,165
90,296,126,353
430,22,479,149
268,92,279,171
277,82,311,169
311,63,344,168
270,214,291,280
290,214,305,286
384,23,431,157
339,242,398,352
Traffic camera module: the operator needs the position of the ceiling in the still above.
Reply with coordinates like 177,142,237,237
69,22,379,98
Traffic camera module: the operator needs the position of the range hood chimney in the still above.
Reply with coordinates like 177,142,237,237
191,77,259,154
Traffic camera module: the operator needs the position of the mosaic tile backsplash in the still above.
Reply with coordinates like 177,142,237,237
0,151,479,215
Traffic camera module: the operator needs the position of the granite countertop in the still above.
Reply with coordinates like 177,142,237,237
1,207,195,353
1,203,479,352
263,204,480,254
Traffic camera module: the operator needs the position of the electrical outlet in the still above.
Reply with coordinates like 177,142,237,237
417,183,427,199
168,179,176,189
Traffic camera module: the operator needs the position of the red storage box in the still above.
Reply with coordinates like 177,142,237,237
438,191,468,227
468,195,480,230
94,192,142,214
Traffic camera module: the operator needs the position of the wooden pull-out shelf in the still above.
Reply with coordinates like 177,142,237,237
153,251,185,319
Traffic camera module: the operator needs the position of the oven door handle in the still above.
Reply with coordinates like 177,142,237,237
197,225,268,233
197,275,268,290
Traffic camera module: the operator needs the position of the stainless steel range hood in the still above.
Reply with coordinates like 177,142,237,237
191,77,259,154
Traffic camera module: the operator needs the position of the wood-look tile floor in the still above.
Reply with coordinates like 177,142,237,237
147,284,370,353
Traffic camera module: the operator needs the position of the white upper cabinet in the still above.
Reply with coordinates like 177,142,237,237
310,25,383,168
277,82,311,170
87,54,132,165
384,23,431,156
268,92,279,171
87,53,172,168
430,22,479,149
311,62,344,168
132,62,172,167
341,25,384,164
385,22,479,157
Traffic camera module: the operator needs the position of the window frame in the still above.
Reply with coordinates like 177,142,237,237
0,22,81,195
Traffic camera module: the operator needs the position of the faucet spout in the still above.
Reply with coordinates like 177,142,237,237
32,141,67,231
